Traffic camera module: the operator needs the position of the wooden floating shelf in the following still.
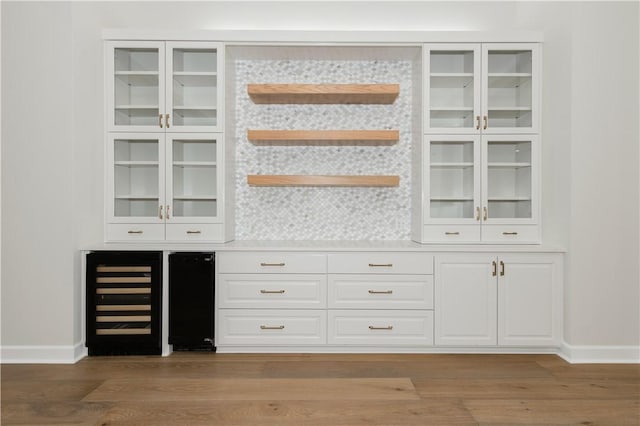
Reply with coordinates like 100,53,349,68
247,175,400,187
247,84,400,104
247,129,399,145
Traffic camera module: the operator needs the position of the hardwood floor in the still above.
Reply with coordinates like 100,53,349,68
2,353,639,425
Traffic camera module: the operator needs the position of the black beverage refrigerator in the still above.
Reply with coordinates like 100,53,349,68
169,252,215,351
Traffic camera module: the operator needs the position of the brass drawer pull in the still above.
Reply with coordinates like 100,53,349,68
500,261,505,276
369,325,393,330
260,262,285,267
127,230,143,234
483,115,488,130
502,232,518,235
159,113,163,128
260,289,285,294
368,290,393,294
368,263,393,267
186,230,201,234
445,232,460,235
260,325,285,330
165,113,170,128
492,261,497,277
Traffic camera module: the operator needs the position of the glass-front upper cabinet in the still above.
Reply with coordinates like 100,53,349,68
482,44,539,134
425,44,481,134
166,134,220,224
107,41,222,133
423,134,539,243
107,133,165,224
482,135,538,224
425,43,539,135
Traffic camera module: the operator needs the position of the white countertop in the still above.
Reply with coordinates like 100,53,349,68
82,240,566,253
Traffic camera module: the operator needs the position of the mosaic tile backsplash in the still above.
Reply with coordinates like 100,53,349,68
234,59,414,240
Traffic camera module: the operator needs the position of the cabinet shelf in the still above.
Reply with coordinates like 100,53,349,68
247,175,400,187
115,161,159,166
115,195,159,200
431,162,474,168
488,162,531,168
172,195,217,200
172,161,217,167
247,129,399,145
247,84,400,104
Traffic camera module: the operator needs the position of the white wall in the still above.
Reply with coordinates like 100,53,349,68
1,1,638,359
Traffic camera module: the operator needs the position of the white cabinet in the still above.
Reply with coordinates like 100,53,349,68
327,252,434,347
424,43,540,135
423,134,539,243
216,252,328,347
435,254,561,347
106,132,226,241
107,41,223,133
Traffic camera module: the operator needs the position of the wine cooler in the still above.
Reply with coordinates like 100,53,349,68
86,251,162,355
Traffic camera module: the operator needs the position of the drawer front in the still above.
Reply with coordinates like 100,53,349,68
218,274,327,309
217,252,327,274
328,252,433,274
166,223,224,242
422,224,481,243
217,309,326,345
328,310,434,346
106,224,164,241
482,225,539,243
328,275,433,309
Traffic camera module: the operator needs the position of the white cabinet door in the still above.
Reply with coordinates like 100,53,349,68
107,41,165,133
481,43,540,134
165,133,222,224
498,254,561,346
106,133,166,225
424,44,481,134
481,134,539,238
435,255,497,346
424,135,482,242
165,42,223,133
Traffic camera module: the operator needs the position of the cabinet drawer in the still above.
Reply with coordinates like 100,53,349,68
106,224,164,242
328,310,433,346
218,274,327,309
217,309,326,345
328,253,433,274
482,225,539,243
423,225,481,243
217,252,326,274
328,275,433,309
166,223,224,242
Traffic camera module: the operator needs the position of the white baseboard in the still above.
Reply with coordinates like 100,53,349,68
560,342,640,363
1,342,87,364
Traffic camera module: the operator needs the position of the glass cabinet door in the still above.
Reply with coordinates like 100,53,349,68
166,42,221,132
108,42,165,132
425,44,481,134
165,134,219,223
424,135,481,223
108,134,165,223
482,135,538,223
482,44,539,133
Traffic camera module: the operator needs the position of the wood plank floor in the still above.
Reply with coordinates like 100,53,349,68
2,353,639,425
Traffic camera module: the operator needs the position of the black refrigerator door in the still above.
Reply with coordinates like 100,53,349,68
169,252,215,350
